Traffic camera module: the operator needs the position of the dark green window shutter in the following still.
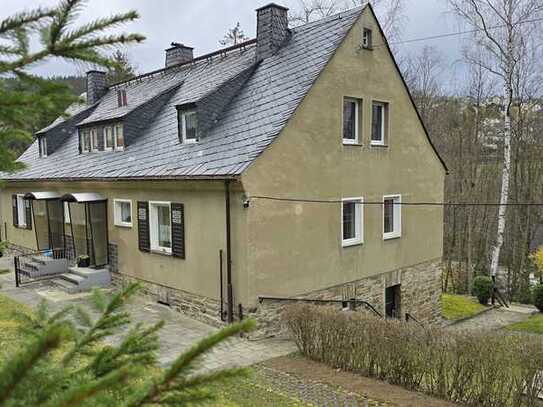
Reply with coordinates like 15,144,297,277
25,199,32,230
171,203,185,259
137,201,150,252
12,195,18,227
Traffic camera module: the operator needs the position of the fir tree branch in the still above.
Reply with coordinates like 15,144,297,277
0,324,67,404
0,8,55,36
62,11,140,43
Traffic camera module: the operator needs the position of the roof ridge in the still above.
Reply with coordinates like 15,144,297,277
109,39,257,89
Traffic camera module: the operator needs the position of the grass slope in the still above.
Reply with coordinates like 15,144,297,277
506,314,543,334
442,294,486,320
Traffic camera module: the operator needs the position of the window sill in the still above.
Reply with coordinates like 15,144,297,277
150,249,172,257
383,234,401,241
370,143,388,148
343,142,362,147
114,222,132,228
342,240,363,248
15,225,28,230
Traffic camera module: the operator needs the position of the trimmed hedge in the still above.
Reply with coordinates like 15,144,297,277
284,304,543,407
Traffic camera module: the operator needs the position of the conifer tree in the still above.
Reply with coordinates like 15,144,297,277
0,0,145,174
0,283,254,406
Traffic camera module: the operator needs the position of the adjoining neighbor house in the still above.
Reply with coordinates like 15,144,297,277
0,3,446,333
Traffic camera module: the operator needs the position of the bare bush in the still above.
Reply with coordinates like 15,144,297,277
284,304,543,406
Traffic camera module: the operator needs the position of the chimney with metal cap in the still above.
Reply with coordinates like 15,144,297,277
165,42,194,68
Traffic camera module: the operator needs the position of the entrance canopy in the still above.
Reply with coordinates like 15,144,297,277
24,191,61,200
61,193,106,203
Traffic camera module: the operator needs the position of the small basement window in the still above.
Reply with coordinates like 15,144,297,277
343,98,360,145
342,197,363,247
150,201,172,254
363,28,373,49
383,195,401,240
114,199,132,227
371,102,387,145
179,110,198,143
39,137,47,157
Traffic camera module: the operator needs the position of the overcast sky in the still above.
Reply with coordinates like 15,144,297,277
1,0,466,84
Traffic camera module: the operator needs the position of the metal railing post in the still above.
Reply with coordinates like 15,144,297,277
14,256,20,288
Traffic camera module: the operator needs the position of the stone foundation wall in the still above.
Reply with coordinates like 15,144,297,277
247,258,443,338
110,272,225,328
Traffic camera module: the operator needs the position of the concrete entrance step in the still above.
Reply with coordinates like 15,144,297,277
51,277,80,294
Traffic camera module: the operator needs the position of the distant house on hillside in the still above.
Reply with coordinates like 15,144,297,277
1,3,446,334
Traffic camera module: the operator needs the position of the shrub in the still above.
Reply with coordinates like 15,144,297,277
533,284,543,312
472,275,493,304
284,304,543,407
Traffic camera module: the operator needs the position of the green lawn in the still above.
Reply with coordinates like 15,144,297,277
506,314,543,334
442,293,486,320
0,293,304,406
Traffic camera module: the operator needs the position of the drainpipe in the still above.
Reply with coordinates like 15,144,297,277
224,180,234,323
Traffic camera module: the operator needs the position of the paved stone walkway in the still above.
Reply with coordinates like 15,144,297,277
446,304,537,332
0,255,295,370
254,366,386,407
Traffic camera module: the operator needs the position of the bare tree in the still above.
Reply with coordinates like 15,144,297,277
289,0,340,26
448,0,543,281
219,22,249,46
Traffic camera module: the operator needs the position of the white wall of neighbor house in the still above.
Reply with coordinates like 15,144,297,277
0,180,250,305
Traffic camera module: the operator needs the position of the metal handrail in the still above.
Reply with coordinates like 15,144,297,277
14,248,68,287
405,312,426,329
258,295,383,318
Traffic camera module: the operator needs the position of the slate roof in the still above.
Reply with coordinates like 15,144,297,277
4,6,365,181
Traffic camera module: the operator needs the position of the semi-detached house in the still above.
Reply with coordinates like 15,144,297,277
0,3,447,334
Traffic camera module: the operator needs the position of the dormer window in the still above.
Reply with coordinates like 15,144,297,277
115,123,125,150
90,128,99,151
39,136,48,157
104,126,114,151
179,110,198,144
362,28,373,49
117,89,127,107
81,129,91,153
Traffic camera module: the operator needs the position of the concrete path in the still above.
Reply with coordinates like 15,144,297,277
0,255,296,370
446,303,538,332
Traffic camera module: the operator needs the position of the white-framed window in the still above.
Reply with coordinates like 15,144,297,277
39,137,48,157
343,98,359,145
90,128,99,151
341,197,363,247
362,28,373,49
383,194,401,240
16,194,26,227
180,110,198,143
104,126,114,151
149,201,172,254
371,102,387,145
81,129,91,153
114,199,132,227
114,124,125,150
64,202,71,224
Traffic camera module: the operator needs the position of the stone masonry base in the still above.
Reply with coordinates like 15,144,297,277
247,258,444,338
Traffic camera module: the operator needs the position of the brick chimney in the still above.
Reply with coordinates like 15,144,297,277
256,3,289,61
165,43,194,68
86,70,107,105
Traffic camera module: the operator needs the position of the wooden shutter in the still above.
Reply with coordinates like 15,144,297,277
12,195,18,227
25,199,32,230
171,203,185,259
137,201,150,252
